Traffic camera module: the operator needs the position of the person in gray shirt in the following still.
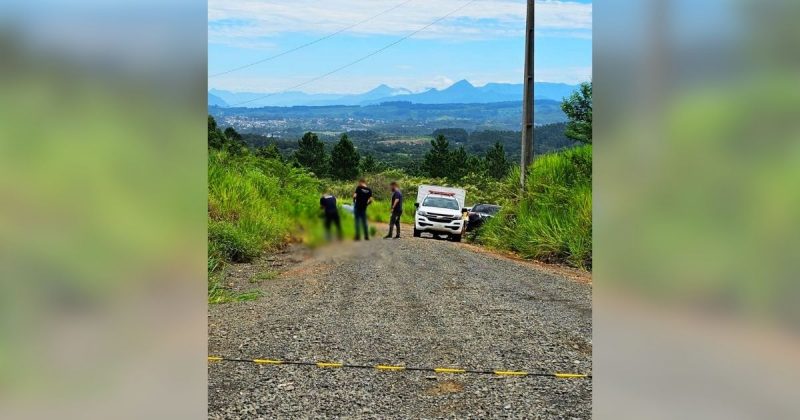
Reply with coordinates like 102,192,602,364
384,181,403,239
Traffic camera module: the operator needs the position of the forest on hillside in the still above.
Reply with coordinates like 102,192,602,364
240,122,575,175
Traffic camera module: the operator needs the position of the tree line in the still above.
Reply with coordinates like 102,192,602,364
288,131,511,182
209,117,510,182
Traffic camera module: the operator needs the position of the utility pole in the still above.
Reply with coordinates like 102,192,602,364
520,0,534,187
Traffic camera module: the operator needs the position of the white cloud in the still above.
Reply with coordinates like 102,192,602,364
534,0,592,31
533,66,592,84
429,75,455,89
208,0,591,45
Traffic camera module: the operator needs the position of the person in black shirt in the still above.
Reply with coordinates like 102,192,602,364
384,181,403,239
319,192,342,241
352,178,373,240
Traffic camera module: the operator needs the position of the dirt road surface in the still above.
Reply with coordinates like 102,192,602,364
208,225,592,419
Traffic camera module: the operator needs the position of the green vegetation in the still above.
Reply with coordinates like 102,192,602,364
209,281,261,304
360,154,379,173
208,81,594,302
478,145,592,269
330,134,360,180
207,119,367,303
250,270,278,283
484,142,511,180
210,100,567,139
478,84,593,269
419,135,508,183
421,135,454,179
561,82,592,144
208,151,320,263
208,121,322,303
322,169,510,225
322,170,423,224
240,122,576,175
207,150,321,303
294,132,328,176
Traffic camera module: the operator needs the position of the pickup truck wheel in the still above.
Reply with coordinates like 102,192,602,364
413,227,421,238
451,234,462,242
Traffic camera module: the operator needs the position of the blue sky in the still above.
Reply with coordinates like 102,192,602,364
208,0,592,93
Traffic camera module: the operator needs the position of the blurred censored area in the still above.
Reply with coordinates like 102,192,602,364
595,0,800,418
0,1,207,419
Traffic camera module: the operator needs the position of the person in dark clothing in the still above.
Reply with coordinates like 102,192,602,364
319,192,342,241
352,178,373,240
384,181,403,239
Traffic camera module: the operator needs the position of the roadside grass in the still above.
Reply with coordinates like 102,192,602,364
479,145,592,270
208,286,261,304
208,266,263,304
208,150,321,303
208,151,321,262
250,270,278,283
367,199,416,224
208,150,371,302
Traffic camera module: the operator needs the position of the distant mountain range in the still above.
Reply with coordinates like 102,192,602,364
209,80,579,108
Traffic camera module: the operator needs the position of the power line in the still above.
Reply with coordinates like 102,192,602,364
209,0,416,78
229,0,478,107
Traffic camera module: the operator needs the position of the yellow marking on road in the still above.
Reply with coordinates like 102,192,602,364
434,367,466,374
494,370,528,376
316,362,343,368
253,359,283,365
207,356,590,379
376,365,406,371
554,373,588,378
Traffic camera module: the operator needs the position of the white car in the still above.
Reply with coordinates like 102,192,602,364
413,185,467,242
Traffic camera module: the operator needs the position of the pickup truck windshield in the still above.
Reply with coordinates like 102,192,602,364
422,196,460,210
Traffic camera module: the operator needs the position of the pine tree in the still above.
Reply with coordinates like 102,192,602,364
466,154,485,176
360,153,377,174
329,134,360,180
256,143,282,161
208,116,225,149
224,126,242,142
422,134,451,178
449,146,469,182
222,126,247,155
485,141,510,179
294,132,328,176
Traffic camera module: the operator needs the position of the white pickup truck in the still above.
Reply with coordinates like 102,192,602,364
413,185,468,242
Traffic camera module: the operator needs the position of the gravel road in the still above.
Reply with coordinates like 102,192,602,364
208,226,592,419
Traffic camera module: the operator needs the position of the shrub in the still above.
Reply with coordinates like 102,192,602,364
208,221,262,263
479,145,592,269
208,151,314,263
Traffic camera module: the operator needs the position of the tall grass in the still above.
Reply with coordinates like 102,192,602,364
208,150,368,302
479,145,592,269
208,150,325,302
208,151,321,262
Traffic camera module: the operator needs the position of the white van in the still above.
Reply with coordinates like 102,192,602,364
413,185,467,242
